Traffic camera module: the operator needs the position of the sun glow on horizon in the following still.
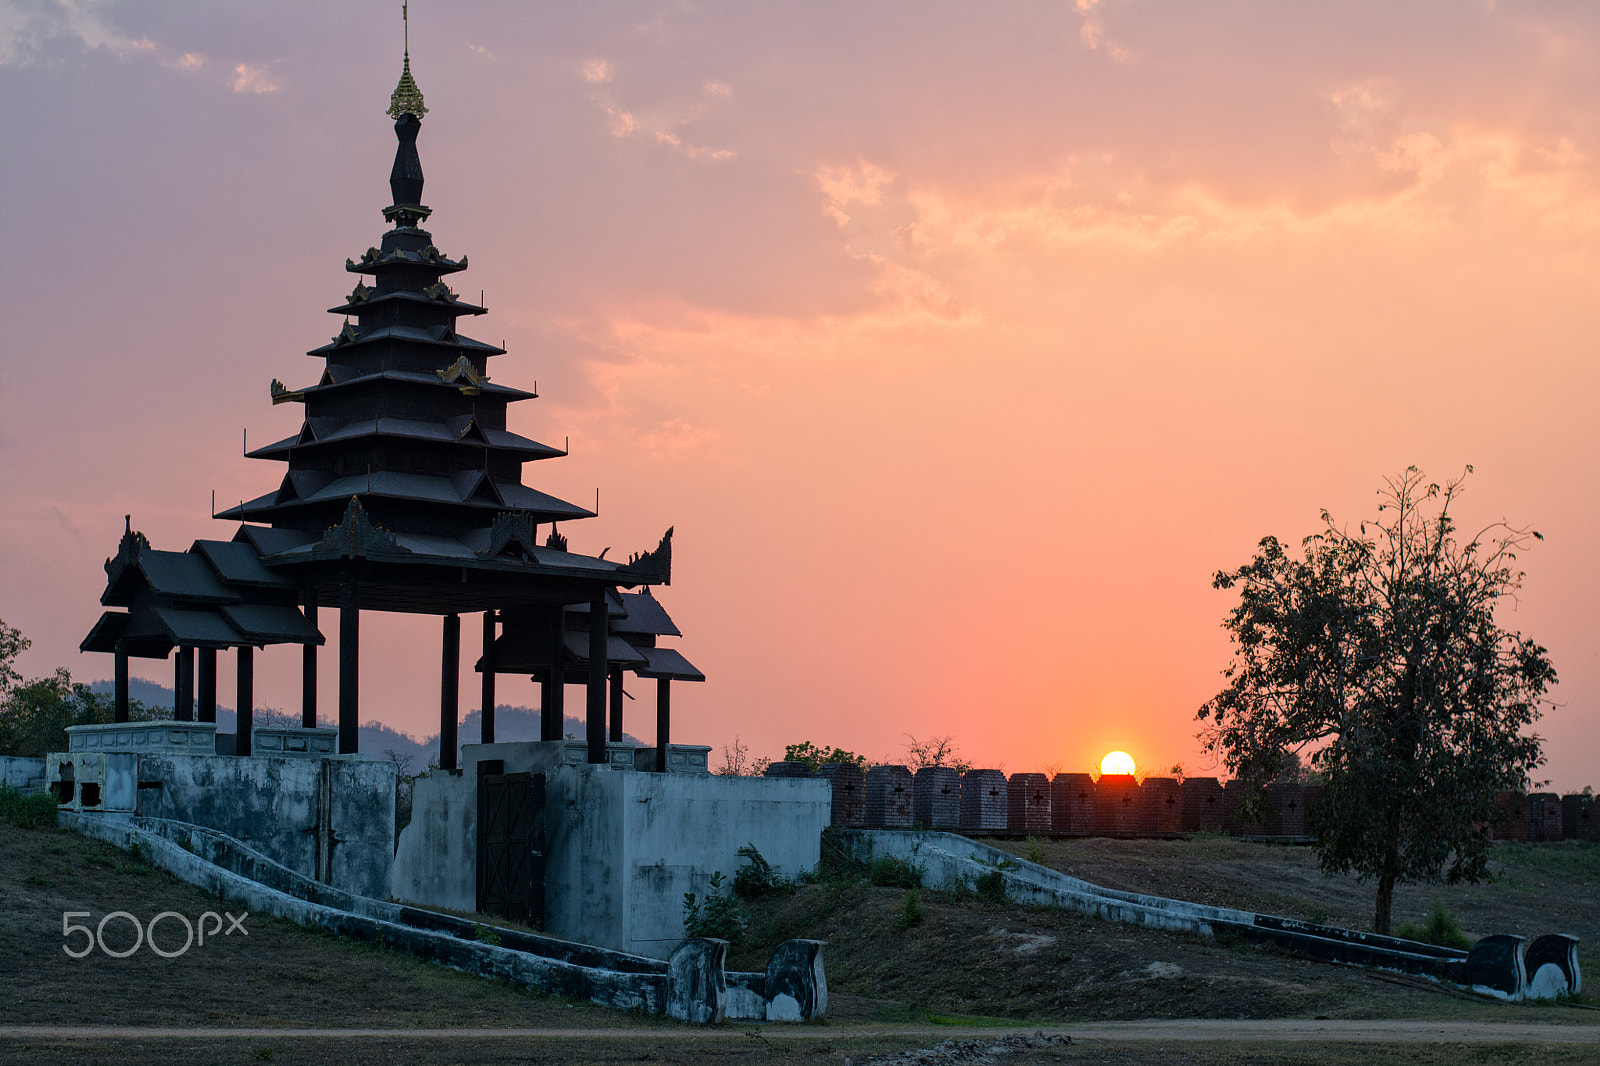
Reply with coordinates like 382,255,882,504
1100,751,1135,776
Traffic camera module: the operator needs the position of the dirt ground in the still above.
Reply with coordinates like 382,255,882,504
986,836,1600,984
2,819,1597,1066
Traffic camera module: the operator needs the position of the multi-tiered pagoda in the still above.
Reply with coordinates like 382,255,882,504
84,48,699,768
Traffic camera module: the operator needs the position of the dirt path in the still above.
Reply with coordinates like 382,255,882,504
3,1019,1598,1041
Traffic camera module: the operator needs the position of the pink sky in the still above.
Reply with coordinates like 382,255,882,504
2,1,1596,788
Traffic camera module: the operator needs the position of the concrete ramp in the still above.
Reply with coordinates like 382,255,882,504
843,829,1580,1001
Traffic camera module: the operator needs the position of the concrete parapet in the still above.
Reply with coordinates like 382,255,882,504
1050,773,1095,834
0,756,46,791
959,769,1008,831
761,939,828,1021
815,762,864,827
912,766,961,829
1006,773,1051,833
1094,774,1140,835
667,939,727,1024
863,765,913,828
1139,777,1182,834
1179,777,1223,832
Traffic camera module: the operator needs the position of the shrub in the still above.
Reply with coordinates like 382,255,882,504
0,784,58,830
732,843,789,898
683,871,750,942
1023,837,1047,865
1395,902,1472,951
896,887,924,928
975,869,1008,903
868,855,923,889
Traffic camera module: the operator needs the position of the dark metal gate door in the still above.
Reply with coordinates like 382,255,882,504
476,770,546,928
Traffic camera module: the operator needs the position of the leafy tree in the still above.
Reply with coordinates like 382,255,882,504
0,664,158,758
1198,468,1555,935
783,740,866,771
0,618,28,699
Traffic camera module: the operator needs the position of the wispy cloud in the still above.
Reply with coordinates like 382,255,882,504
816,160,898,225
583,59,736,161
230,61,279,95
1074,0,1129,62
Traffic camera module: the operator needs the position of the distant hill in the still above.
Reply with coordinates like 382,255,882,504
87,678,643,771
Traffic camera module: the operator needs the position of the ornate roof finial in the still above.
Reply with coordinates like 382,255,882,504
387,2,427,118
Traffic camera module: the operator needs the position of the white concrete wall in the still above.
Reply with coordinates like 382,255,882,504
391,769,477,912
545,767,831,958
0,756,46,790
394,746,832,959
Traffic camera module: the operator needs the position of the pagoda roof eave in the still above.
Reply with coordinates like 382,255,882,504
245,417,565,461
289,369,536,401
214,474,596,523
306,326,505,358
346,256,467,277
327,290,487,317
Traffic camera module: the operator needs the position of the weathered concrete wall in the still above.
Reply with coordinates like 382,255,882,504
545,767,831,958
0,756,46,790
392,769,476,911
128,751,394,899
842,829,1581,998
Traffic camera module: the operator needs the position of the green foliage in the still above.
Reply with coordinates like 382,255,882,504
472,923,503,946
867,855,923,889
0,784,58,830
783,741,866,771
814,827,868,883
732,843,791,898
1198,468,1556,935
0,618,27,697
896,887,925,929
682,870,750,942
0,652,159,758
1023,838,1047,865
975,869,1008,903
1394,902,1472,951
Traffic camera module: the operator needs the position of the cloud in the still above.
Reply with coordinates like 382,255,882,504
815,160,898,225
1074,0,1129,62
585,67,736,162
465,42,496,62
0,0,153,65
230,61,279,95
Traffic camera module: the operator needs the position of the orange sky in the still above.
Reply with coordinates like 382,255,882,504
2,2,1597,788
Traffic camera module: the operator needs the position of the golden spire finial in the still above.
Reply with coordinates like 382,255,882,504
387,2,427,118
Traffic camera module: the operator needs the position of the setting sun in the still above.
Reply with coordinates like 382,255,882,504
1100,751,1135,776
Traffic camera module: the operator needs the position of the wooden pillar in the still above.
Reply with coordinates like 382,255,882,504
236,644,254,757
481,611,497,745
608,665,624,742
339,575,360,754
655,678,671,774
197,647,217,724
302,583,318,729
440,613,460,771
586,593,607,764
541,605,564,742
113,641,129,724
174,646,194,721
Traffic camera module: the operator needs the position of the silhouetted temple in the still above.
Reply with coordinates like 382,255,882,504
83,47,699,767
